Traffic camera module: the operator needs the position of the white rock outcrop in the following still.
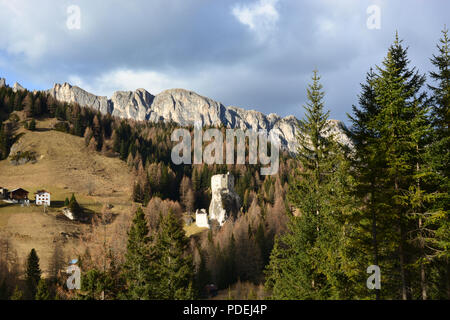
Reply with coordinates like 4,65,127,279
0,78,6,88
209,173,240,226
13,82,25,93
63,208,75,221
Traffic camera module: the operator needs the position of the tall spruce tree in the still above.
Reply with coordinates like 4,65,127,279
427,27,450,299
349,34,433,299
372,34,431,300
25,248,42,300
265,70,352,299
122,207,153,300
346,69,385,299
150,210,195,300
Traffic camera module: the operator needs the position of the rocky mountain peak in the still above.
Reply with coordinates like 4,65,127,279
13,82,25,93
43,82,351,153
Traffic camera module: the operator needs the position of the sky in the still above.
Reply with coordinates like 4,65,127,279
0,0,448,123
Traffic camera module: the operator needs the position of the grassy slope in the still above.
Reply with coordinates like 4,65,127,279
0,119,133,275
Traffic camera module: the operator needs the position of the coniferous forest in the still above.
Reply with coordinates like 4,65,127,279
0,30,448,300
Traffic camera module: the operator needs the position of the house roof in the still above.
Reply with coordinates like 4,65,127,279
35,190,50,195
10,188,29,193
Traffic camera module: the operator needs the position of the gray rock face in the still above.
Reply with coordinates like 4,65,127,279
0,78,6,88
46,82,352,153
209,173,240,226
48,83,111,114
148,89,225,126
111,89,154,121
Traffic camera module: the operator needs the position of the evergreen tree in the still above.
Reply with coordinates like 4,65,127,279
25,248,42,299
69,193,81,216
28,119,36,131
427,27,450,299
266,70,351,299
151,210,195,299
122,207,153,299
429,27,450,141
10,286,23,300
0,123,12,160
345,69,387,299
348,33,435,299
372,34,430,300
35,279,51,300
78,269,116,300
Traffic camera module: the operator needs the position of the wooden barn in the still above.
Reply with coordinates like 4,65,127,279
9,188,29,201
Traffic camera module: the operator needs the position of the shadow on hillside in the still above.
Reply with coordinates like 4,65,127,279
33,128,52,132
55,208,93,225
0,202,14,209
51,201,66,209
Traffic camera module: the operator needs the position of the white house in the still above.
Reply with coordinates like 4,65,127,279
35,190,51,206
195,209,210,229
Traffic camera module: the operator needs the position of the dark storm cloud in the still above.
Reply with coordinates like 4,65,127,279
0,0,448,123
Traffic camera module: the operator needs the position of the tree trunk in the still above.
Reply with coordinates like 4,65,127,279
398,232,408,300
419,217,427,300
416,149,427,300
370,189,380,300
447,259,450,300
396,179,408,300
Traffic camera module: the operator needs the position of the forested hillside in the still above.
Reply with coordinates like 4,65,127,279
0,30,448,300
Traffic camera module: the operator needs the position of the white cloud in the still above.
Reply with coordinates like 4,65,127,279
231,0,279,41
69,69,191,97
0,0,64,64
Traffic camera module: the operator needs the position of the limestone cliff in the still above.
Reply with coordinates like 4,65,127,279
208,173,240,226
0,77,352,153
47,83,111,114
45,82,352,153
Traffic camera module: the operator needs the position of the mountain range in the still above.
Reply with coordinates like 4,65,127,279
1,78,351,152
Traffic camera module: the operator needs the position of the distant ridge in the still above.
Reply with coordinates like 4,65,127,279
1,77,352,152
